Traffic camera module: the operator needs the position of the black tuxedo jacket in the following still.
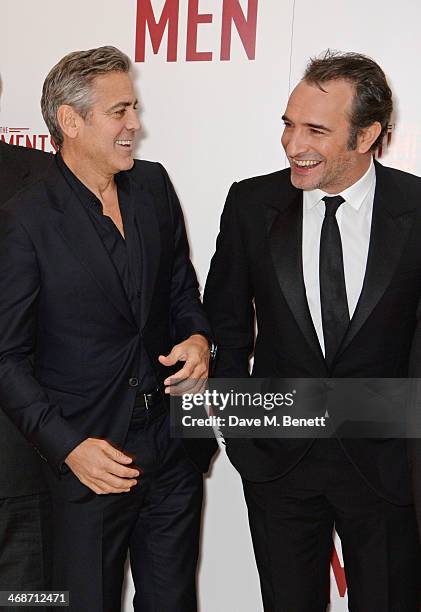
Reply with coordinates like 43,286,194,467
0,157,216,500
0,141,52,498
204,161,421,505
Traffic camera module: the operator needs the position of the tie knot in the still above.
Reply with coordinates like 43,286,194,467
322,195,345,218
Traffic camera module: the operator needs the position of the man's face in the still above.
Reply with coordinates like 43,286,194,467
77,71,140,176
281,79,368,193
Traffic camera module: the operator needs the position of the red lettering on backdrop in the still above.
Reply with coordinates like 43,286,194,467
220,0,258,60
135,0,179,62
186,0,213,61
135,0,259,62
0,133,56,152
25,134,36,148
331,545,347,598
38,134,48,151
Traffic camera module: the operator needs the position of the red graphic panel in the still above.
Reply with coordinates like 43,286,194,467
331,543,347,598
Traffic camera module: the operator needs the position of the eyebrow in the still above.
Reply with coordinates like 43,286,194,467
282,114,332,132
107,99,138,112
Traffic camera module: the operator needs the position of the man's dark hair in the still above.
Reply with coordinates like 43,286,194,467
303,50,393,151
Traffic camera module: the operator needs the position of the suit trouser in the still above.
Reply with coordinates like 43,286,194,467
0,492,51,611
408,439,421,542
50,401,203,612
243,438,421,612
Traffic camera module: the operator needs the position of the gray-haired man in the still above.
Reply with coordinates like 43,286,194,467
0,46,216,611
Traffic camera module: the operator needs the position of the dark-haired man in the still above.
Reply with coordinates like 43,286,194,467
205,51,421,610
0,47,216,611
0,139,52,594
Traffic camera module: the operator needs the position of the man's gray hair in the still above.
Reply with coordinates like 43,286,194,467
41,46,131,148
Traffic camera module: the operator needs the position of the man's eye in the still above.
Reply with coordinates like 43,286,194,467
310,129,324,135
114,109,125,116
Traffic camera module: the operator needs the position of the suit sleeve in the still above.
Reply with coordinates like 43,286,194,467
0,209,86,472
204,182,254,377
159,164,212,343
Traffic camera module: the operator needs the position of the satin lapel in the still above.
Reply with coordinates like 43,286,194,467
46,167,135,326
265,192,324,363
130,178,160,330
338,164,416,356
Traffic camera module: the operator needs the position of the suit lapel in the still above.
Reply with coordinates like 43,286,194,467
46,164,135,326
265,187,325,363
265,164,416,365
130,174,160,330
338,162,416,357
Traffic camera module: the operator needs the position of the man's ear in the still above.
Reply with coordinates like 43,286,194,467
356,121,382,154
57,105,80,141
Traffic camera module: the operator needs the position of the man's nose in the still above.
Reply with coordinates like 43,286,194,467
283,128,307,158
126,108,141,131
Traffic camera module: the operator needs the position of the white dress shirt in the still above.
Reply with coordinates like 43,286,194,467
302,159,376,355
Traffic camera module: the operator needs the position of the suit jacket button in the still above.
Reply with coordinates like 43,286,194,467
129,377,139,387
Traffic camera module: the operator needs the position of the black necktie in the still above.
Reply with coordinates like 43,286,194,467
319,195,349,368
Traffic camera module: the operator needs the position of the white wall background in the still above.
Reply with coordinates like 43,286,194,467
2,1,421,609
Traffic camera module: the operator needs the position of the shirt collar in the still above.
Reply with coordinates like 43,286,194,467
55,151,129,215
304,157,375,212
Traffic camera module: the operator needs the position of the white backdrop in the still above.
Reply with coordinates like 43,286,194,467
2,1,421,610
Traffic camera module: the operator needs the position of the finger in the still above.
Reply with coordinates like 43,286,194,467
94,457,140,479
189,363,209,381
92,470,137,491
84,460,138,484
158,354,180,367
185,378,208,395
92,482,132,495
167,376,207,397
80,477,131,495
163,362,197,388
165,377,195,395
168,379,204,396
158,346,186,367
165,363,208,393
106,460,141,479
97,472,138,490
102,442,134,464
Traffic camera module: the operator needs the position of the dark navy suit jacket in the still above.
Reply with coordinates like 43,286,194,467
0,140,52,498
0,156,217,500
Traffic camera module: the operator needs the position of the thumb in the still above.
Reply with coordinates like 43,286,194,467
159,347,181,366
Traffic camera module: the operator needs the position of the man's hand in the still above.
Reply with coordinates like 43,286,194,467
65,438,140,494
159,334,210,395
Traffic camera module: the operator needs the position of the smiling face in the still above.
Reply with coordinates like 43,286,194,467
281,79,372,193
75,71,140,177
